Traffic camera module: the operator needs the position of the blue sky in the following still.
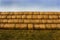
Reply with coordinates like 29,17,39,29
0,0,60,11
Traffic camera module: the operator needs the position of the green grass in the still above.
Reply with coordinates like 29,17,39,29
0,30,60,40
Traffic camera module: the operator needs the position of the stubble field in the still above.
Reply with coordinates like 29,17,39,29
0,30,60,40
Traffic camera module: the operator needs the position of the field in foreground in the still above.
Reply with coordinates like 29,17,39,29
0,30,60,40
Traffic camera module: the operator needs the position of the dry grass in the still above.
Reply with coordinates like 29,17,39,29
0,30,60,40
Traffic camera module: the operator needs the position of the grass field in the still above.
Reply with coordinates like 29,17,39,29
0,30,60,40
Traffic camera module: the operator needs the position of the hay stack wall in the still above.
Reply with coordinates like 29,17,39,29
0,12,60,29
